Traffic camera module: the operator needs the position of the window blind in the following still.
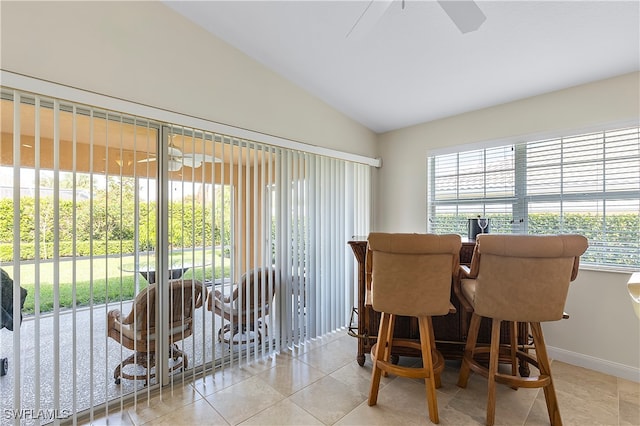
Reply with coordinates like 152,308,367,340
0,87,372,423
428,126,640,269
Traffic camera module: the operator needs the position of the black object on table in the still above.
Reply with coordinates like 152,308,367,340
1,268,27,377
137,266,191,285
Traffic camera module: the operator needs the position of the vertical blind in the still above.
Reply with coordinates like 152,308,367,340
427,126,640,269
0,88,372,424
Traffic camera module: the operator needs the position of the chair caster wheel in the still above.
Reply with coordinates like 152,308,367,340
0,358,8,376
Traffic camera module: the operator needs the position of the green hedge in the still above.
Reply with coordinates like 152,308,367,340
0,195,229,255
432,212,639,267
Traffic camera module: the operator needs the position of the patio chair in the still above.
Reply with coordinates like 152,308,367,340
0,268,27,332
107,279,205,385
207,268,277,346
1,268,27,377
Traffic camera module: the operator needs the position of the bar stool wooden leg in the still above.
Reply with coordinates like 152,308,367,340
486,318,502,426
509,321,518,390
457,312,481,388
381,314,395,377
418,316,439,424
369,312,391,406
427,316,442,388
530,322,562,426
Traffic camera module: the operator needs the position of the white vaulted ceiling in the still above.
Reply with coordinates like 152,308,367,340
164,1,640,134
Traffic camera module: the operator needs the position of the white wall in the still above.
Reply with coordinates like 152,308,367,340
544,268,640,381
377,72,640,381
0,1,377,158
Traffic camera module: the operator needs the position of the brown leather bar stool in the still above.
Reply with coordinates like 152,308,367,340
456,234,588,426
367,232,461,424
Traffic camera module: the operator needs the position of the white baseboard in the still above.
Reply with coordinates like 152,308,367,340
547,346,640,383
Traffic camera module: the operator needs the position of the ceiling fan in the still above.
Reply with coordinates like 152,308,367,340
138,144,221,172
346,0,486,39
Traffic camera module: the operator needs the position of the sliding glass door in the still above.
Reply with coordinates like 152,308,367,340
0,87,372,424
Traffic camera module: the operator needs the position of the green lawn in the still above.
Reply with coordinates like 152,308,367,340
3,249,230,314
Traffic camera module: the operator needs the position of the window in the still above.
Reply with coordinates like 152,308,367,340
427,126,640,269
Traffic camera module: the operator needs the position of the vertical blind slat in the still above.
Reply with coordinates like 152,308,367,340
33,96,42,419
53,99,61,422
12,91,22,425
71,105,78,423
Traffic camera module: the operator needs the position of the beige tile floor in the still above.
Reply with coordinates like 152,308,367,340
87,332,640,425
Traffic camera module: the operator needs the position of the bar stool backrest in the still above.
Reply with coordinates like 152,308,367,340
472,234,588,322
367,233,461,317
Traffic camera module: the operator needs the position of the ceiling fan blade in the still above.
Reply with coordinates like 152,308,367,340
167,145,183,157
197,154,222,163
167,158,183,172
437,0,486,34
181,153,222,168
346,0,394,39
137,157,156,163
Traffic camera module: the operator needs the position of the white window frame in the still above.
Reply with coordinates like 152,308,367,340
427,124,640,271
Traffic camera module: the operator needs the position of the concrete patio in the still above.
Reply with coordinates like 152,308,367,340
0,300,229,426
